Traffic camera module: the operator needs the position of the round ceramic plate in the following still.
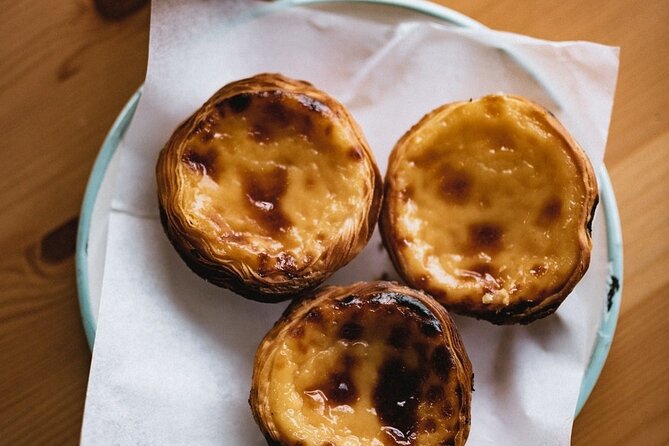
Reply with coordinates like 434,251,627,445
75,0,623,416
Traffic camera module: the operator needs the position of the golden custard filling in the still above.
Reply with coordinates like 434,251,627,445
158,73,382,300
389,95,592,313
264,293,467,446
175,90,373,275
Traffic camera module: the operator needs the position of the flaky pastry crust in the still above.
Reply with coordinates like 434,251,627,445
250,281,473,446
380,95,598,324
157,73,382,302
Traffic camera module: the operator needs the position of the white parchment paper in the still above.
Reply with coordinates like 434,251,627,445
82,1,619,444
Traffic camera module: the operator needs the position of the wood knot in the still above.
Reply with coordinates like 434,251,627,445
40,216,79,264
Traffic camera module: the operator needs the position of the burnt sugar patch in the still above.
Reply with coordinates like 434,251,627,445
430,346,454,380
467,222,503,253
340,322,364,341
241,166,291,235
374,357,423,444
223,93,252,114
305,353,360,407
182,147,218,179
438,165,472,205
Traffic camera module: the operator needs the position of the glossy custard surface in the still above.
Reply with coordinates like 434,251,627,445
386,95,594,317
157,73,381,292
180,92,370,275
265,290,468,445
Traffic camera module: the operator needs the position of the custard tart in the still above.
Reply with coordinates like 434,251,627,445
381,95,598,324
156,73,382,302
250,281,473,446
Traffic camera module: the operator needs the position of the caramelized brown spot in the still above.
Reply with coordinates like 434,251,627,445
421,322,440,338
242,166,291,234
289,325,304,339
426,385,444,403
468,223,503,252
248,124,272,143
261,99,287,124
340,322,363,341
439,168,471,204
431,346,453,379
439,440,455,446
388,325,410,349
225,93,252,113
413,342,428,359
321,443,335,446
537,196,562,226
274,359,286,371
343,354,358,368
182,148,218,178
374,358,423,443
530,264,547,277
253,95,324,140
423,418,437,434
325,124,333,136
323,371,358,405
297,341,310,355
412,149,440,168
380,294,437,327
301,115,314,135
348,145,363,161
306,353,359,407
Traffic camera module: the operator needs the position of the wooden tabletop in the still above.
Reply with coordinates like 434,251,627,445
1,1,667,444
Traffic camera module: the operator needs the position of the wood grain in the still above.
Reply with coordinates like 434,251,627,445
0,1,149,444
1,0,667,444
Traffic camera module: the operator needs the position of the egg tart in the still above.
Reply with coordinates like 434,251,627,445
381,95,598,324
156,73,382,302
250,281,473,446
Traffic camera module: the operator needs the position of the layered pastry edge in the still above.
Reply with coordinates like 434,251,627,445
250,281,473,446
380,94,598,324
156,73,383,302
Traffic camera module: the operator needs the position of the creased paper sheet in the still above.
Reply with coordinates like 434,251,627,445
82,1,619,445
